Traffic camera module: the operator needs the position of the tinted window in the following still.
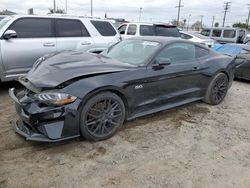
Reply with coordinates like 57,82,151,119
140,25,154,36
180,33,192,39
127,24,137,35
155,26,180,37
156,43,195,63
91,20,116,36
201,29,211,36
56,19,89,37
212,29,222,37
195,46,209,58
223,30,236,38
118,24,127,34
9,18,53,38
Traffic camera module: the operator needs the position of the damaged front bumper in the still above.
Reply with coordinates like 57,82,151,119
9,88,81,142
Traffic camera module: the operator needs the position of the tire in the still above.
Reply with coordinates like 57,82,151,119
80,92,125,141
203,73,229,105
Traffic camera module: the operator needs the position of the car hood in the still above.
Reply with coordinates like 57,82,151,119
25,51,135,88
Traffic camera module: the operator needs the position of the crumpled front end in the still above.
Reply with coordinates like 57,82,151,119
9,88,81,142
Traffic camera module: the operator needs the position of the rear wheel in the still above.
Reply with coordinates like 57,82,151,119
80,92,125,141
203,73,229,105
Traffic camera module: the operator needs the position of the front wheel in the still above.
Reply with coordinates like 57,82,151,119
80,92,125,141
203,73,229,105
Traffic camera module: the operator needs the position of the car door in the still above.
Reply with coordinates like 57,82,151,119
117,24,127,40
0,17,56,76
55,19,93,52
141,42,203,110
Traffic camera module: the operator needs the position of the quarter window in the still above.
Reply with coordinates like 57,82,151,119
156,43,196,63
212,29,222,37
118,24,127,34
223,30,236,38
8,18,53,38
90,20,116,36
56,19,89,37
127,24,137,35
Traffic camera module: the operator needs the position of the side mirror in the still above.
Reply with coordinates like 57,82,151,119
152,58,171,69
3,30,17,40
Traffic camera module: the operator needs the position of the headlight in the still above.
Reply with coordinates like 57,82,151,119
35,92,77,106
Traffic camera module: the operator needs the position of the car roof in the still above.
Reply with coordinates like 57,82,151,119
8,14,111,22
124,36,189,45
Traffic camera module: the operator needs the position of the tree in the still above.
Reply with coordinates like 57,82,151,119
232,22,249,29
48,8,65,14
191,21,202,31
214,22,219,27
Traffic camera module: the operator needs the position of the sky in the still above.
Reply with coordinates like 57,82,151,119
0,0,249,27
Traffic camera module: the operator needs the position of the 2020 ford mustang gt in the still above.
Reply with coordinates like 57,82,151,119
9,37,239,142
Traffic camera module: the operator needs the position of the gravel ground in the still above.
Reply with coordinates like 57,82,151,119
1,81,250,188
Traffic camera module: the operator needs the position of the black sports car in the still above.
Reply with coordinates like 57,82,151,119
9,37,239,142
213,43,250,80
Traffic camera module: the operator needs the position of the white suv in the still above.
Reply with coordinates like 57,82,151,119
118,22,181,39
0,15,121,82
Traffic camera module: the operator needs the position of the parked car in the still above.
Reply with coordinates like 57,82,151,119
0,15,6,21
243,33,250,44
9,37,239,142
212,43,250,80
117,22,181,39
0,15,121,82
179,31,215,48
200,27,246,44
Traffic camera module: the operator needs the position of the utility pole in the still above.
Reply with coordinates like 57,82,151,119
247,4,250,29
175,0,184,26
53,0,56,13
91,0,93,16
222,2,231,27
187,14,191,31
65,0,67,14
212,16,215,28
200,15,203,29
139,7,142,22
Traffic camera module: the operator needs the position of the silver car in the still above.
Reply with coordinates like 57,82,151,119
0,15,121,82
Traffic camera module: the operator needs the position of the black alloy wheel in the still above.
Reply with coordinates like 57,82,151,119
80,92,125,141
203,73,229,105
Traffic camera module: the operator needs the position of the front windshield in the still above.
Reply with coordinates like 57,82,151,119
104,40,161,66
0,16,12,30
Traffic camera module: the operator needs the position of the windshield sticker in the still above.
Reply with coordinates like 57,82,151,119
142,41,159,46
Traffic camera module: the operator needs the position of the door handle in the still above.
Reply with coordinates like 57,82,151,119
81,41,91,45
43,43,55,47
193,67,200,71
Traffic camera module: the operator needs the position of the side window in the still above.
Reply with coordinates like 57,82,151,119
127,24,137,35
90,20,116,36
223,30,236,38
140,25,154,36
156,43,195,63
195,46,209,58
8,18,53,38
212,29,222,37
155,26,180,37
180,33,193,39
56,19,89,37
118,24,127,34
